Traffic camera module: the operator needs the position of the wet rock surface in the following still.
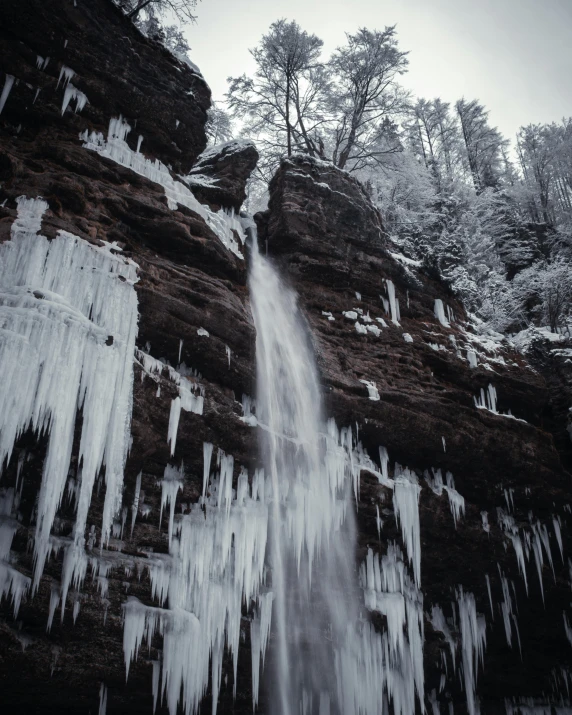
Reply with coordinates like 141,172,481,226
1,3,572,715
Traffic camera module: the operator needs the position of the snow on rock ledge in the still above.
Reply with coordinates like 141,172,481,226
81,118,246,258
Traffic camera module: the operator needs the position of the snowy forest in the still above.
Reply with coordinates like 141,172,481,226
117,0,572,341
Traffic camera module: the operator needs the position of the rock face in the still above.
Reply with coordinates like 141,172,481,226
186,140,260,212
1,3,572,715
257,154,572,712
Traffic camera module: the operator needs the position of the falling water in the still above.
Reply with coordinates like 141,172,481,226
247,222,426,715
248,224,362,714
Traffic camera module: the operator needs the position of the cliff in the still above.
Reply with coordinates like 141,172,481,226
1,2,572,714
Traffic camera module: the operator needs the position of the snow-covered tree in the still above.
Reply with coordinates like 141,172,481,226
327,27,409,170
227,20,325,164
205,102,233,145
456,99,509,190
513,259,572,332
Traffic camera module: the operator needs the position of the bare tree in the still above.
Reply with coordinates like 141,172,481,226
327,27,409,170
117,0,199,23
227,20,325,163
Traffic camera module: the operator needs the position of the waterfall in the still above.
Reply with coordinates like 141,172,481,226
248,222,425,715
248,224,358,713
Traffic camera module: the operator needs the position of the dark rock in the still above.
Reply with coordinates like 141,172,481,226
263,154,572,711
0,0,210,174
186,140,259,212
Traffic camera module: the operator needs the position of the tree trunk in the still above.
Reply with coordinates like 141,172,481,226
127,0,154,19
285,74,292,157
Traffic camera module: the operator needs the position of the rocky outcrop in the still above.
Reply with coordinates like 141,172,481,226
186,140,259,212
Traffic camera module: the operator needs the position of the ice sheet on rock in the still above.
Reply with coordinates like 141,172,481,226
403,333,413,343
81,117,246,258
386,280,401,325
0,197,138,597
359,380,380,401
434,300,450,328
343,310,358,320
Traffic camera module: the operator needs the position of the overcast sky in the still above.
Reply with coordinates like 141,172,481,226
184,0,572,143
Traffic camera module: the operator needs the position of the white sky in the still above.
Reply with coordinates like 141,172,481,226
184,0,572,143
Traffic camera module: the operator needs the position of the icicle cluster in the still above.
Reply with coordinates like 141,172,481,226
0,197,138,608
123,453,269,715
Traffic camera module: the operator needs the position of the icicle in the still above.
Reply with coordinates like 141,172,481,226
152,660,161,712
456,588,486,715
430,604,456,670
131,472,142,536
0,74,15,115
443,473,465,528
160,463,184,547
167,379,203,455
98,683,108,715
46,584,60,632
57,65,75,87
564,613,572,647
553,517,564,561
202,443,214,499
376,505,383,539
393,468,422,586
61,84,88,115
386,280,400,325
0,197,139,596
434,299,450,327
485,575,494,621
